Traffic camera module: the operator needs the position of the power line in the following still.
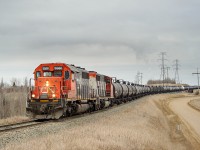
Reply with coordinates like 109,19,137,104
192,68,200,89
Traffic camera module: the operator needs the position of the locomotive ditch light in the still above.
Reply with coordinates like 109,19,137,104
52,93,56,98
32,94,35,98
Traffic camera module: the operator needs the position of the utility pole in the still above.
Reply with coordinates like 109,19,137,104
159,52,167,87
173,59,180,84
192,68,200,89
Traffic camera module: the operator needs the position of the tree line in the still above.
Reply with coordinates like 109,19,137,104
147,78,176,85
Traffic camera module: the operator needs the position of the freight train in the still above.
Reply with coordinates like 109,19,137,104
26,63,194,119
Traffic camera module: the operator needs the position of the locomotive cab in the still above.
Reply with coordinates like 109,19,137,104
27,63,72,119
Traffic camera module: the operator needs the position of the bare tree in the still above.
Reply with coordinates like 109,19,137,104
10,78,21,87
0,77,4,88
147,78,176,85
23,77,28,87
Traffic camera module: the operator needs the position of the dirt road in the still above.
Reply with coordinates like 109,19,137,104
169,96,200,143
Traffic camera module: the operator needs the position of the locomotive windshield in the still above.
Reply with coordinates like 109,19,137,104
36,71,41,78
54,71,62,77
42,71,62,77
43,72,52,77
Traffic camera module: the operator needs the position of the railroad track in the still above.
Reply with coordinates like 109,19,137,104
0,102,131,132
0,120,49,133
0,95,150,133
56,96,144,122
0,103,124,133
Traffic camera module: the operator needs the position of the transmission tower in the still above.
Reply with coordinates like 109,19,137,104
173,59,180,84
135,72,139,84
135,72,143,84
159,52,167,86
165,66,170,84
139,72,143,85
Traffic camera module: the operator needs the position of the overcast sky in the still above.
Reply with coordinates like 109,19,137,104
0,0,200,85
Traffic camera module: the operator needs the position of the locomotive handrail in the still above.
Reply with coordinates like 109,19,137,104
28,78,34,100
61,86,68,94
31,86,57,99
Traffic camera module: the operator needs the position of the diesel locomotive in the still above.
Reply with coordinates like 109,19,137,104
26,63,189,119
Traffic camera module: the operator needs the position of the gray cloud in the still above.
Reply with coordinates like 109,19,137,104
0,0,200,84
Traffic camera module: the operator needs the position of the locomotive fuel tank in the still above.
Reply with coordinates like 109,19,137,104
76,104,90,114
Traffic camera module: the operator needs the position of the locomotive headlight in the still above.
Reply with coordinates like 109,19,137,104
46,81,49,87
52,94,56,98
32,94,35,98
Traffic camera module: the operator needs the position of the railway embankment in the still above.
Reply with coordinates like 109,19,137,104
1,93,198,150
188,99,200,112
155,93,200,150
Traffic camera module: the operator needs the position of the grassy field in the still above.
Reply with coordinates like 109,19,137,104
0,116,30,126
2,94,191,150
0,87,27,120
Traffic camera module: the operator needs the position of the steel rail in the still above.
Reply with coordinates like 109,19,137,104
0,120,49,133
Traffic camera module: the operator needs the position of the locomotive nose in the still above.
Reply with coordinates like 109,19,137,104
36,77,62,99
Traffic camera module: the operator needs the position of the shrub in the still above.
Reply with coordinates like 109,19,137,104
194,90,199,95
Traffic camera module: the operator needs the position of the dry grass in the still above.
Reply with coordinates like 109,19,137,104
193,90,200,95
0,116,30,126
3,94,189,150
188,99,200,111
0,87,27,119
